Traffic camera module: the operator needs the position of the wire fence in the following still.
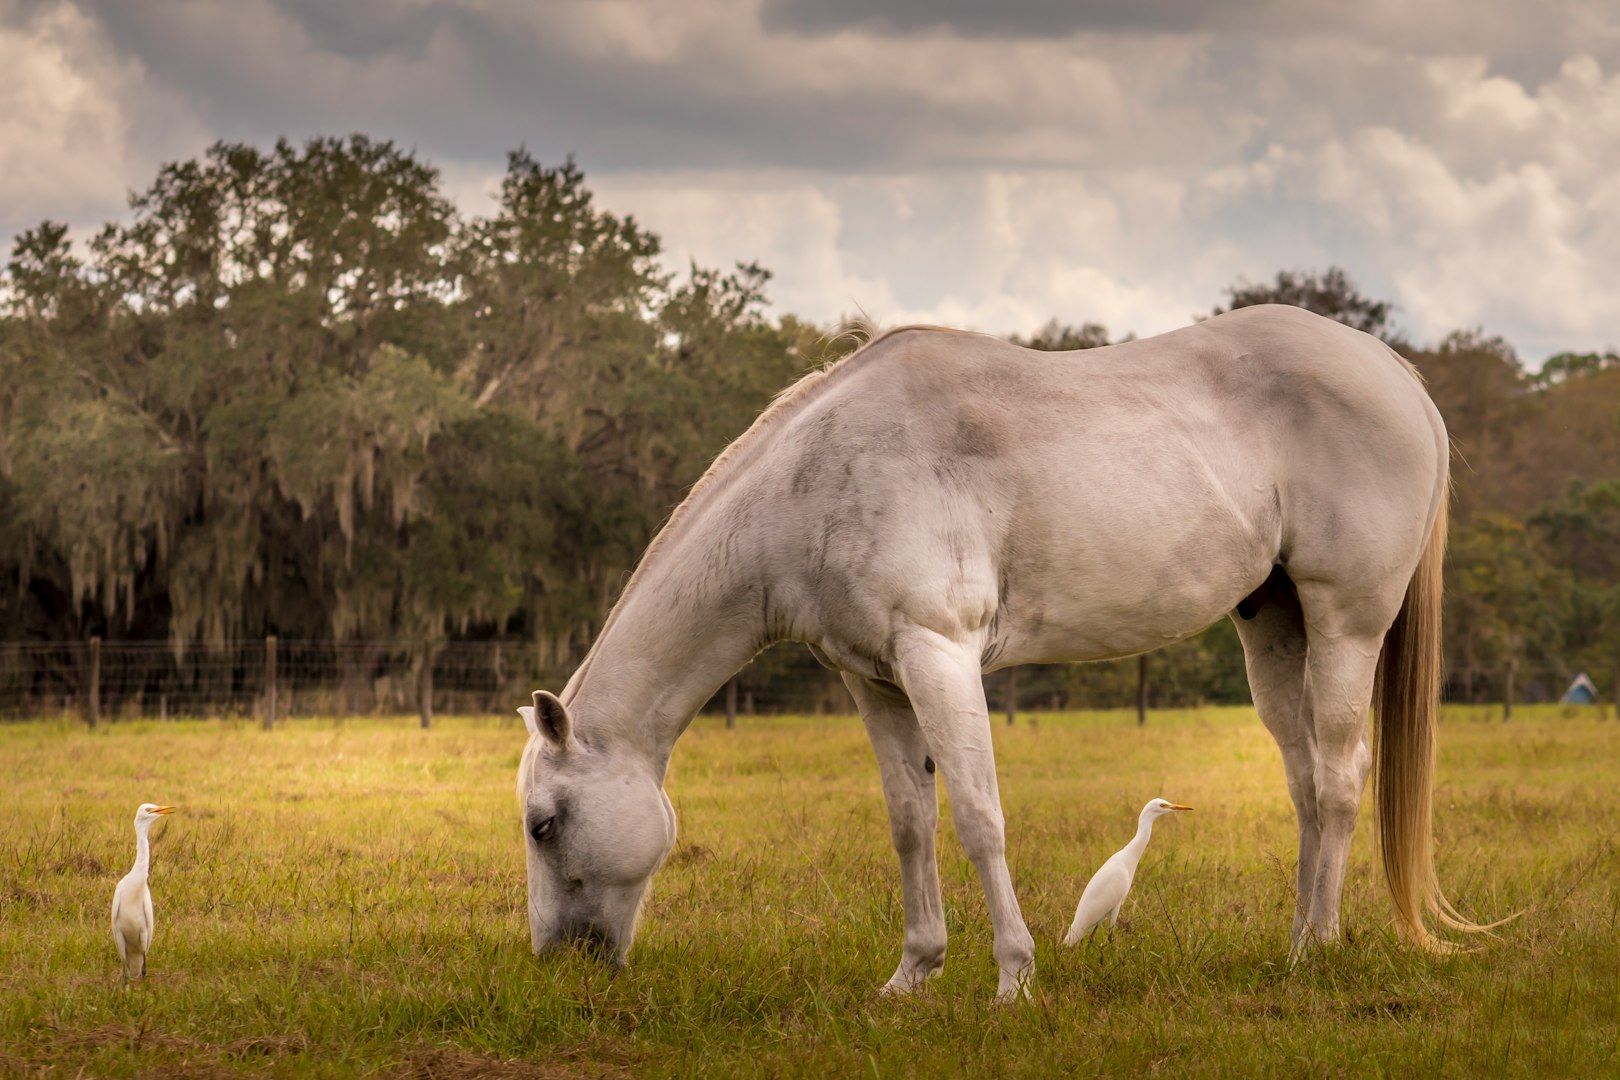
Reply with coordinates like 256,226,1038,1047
0,639,1612,725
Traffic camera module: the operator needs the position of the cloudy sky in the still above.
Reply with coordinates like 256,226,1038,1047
4,0,1618,360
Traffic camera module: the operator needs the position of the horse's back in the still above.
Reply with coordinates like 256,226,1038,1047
766,306,1446,665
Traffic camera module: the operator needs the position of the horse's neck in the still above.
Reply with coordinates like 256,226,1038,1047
567,508,770,773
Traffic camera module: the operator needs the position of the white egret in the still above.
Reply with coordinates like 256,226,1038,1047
1063,798,1190,946
111,803,175,986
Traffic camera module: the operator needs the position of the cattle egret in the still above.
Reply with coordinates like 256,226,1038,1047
111,803,175,986
1063,798,1190,945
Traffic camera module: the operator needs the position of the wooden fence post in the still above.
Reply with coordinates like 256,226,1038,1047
264,635,277,731
1005,667,1019,726
725,677,737,730
1503,656,1516,722
419,640,434,730
1137,653,1148,727
87,636,100,730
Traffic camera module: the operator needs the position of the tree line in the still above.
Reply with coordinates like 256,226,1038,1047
2,136,1616,709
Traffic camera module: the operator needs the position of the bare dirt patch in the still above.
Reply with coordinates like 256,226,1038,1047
401,1045,634,1080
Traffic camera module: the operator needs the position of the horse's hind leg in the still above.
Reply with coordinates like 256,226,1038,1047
1230,577,1317,952
844,673,948,994
1296,584,1401,946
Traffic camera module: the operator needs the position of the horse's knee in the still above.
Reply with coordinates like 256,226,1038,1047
1314,737,1371,826
1314,778,1364,830
950,807,1007,862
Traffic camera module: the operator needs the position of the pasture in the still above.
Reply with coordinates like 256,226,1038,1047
1,706,1617,1078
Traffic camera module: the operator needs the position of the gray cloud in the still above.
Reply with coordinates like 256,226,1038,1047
55,0,1039,174
759,0,1249,38
27,0,1615,183
4,0,1618,358
760,0,1618,67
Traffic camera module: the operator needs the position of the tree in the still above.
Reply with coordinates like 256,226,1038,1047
1214,266,1399,342
1444,514,1571,695
1405,330,1531,521
0,136,819,703
1531,350,1620,390
1014,319,1115,351
1530,480,1620,679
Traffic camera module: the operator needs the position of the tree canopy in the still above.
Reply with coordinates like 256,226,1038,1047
2,138,1616,707
1214,265,1400,342
0,137,824,682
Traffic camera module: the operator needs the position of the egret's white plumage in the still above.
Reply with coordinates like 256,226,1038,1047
1063,798,1190,946
111,802,175,986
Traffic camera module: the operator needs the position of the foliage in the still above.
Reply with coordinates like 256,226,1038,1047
2,143,1618,707
1529,481,1620,677
0,139,812,683
1013,319,1116,351
1444,514,1571,674
1213,265,1400,342
1531,349,1620,389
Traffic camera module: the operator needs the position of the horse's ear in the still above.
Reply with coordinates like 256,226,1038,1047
532,690,572,749
517,705,538,737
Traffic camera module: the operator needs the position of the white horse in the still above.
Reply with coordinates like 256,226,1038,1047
518,304,1485,1000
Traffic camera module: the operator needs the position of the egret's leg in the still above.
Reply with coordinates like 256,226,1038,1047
892,630,1035,1003
1230,596,1318,952
845,673,948,994
1299,623,1384,945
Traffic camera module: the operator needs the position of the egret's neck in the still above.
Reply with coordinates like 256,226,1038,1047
1125,814,1156,861
131,822,153,879
564,507,772,776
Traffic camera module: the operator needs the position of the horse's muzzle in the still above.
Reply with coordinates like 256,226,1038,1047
538,921,627,968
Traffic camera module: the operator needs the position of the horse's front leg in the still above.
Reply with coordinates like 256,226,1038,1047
891,630,1035,1002
845,673,948,994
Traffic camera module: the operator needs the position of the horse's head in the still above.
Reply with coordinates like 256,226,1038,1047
517,690,677,966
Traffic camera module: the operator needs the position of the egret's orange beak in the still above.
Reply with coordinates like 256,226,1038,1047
1168,804,1193,811
153,806,176,815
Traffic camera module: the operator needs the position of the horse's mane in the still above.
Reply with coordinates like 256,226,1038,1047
560,318,986,701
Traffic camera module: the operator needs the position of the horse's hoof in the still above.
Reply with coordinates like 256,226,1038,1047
994,982,1034,1006
995,969,1035,1004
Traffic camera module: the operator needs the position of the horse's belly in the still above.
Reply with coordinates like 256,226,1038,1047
1000,585,1242,665
992,514,1274,666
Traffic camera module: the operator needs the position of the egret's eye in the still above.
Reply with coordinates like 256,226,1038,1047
530,816,555,844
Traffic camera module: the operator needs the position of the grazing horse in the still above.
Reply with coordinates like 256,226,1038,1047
518,304,1483,1000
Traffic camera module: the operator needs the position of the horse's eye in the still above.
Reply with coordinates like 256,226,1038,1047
530,816,555,844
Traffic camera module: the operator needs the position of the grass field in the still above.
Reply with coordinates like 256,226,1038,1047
2,705,1618,1078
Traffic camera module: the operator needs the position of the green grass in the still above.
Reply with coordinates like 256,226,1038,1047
2,705,1618,1077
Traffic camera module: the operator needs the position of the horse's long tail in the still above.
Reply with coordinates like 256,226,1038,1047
1374,483,1497,949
